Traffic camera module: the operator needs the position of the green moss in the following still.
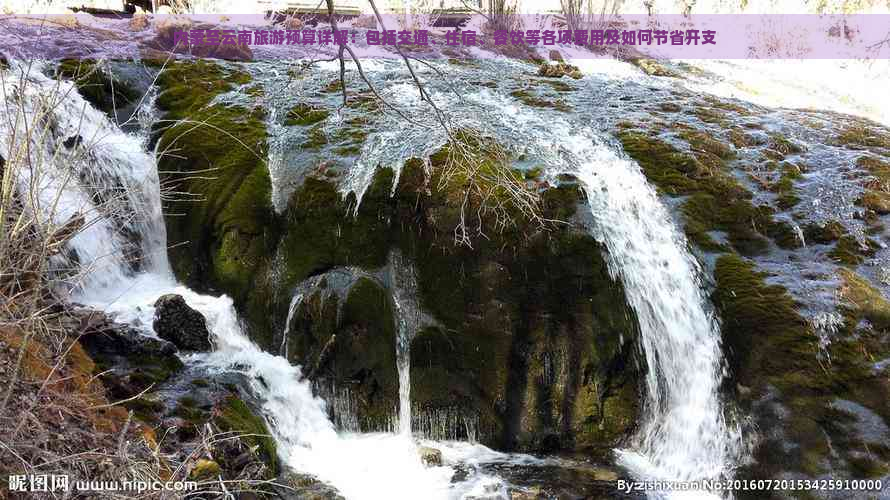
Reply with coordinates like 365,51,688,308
154,60,279,347
694,107,729,126
536,79,575,92
767,133,806,159
614,120,637,130
714,255,811,386
857,156,890,187
618,131,799,254
803,220,845,244
771,162,802,210
302,124,329,150
857,190,890,215
56,59,138,116
126,354,184,390
126,396,164,423
286,277,399,432
510,89,571,112
729,128,759,148
616,131,703,195
322,79,343,93
716,254,890,478
522,167,542,181
678,129,735,160
837,269,890,331
835,124,890,149
681,193,771,255
215,396,278,476
284,103,330,126
702,95,753,115
828,235,878,266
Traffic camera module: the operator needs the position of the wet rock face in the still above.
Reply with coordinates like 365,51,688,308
153,62,640,454
276,165,640,453
153,294,212,351
76,308,177,358
72,307,184,403
614,99,890,484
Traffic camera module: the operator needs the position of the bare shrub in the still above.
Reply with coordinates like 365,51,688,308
561,0,622,33
433,130,546,247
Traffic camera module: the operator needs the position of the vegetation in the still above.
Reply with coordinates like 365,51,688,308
617,130,799,255
56,59,139,116
1,60,281,499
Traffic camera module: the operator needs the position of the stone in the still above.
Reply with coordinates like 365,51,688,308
284,16,303,30
511,487,545,500
418,446,442,467
537,62,581,79
189,459,221,480
153,15,192,49
153,294,212,351
129,13,150,31
548,49,563,62
75,308,177,357
859,190,890,215
629,58,679,78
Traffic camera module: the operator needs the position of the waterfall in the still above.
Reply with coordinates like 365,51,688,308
280,293,304,358
388,250,422,437
564,132,742,487
1,60,520,500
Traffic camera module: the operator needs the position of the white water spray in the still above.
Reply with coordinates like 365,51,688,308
565,132,742,490
1,61,521,500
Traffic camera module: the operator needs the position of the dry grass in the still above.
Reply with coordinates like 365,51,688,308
434,130,546,247
0,60,279,499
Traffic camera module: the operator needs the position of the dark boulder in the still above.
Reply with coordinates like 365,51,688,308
71,307,183,402
153,294,212,351
76,309,177,358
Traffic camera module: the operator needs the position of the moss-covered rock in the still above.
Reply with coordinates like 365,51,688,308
57,59,139,116
510,89,571,112
153,60,280,345
628,58,678,78
828,234,880,266
160,71,640,451
284,103,330,126
271,135,640,452
287,277,400,431
537,62,581,79
834,123,890,150
214,396,278,476
857,190,890,215
715,254,890,485
617,131,799,254
837,269,890,332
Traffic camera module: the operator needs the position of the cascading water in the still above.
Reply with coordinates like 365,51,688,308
564,133,743,490
382,82,743,493
388,250,422,436
0,60,525,500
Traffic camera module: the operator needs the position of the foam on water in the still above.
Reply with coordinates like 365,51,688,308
0,60,517,500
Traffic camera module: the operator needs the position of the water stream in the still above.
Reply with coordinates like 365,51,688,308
6,21,883,493
0,59,539,500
